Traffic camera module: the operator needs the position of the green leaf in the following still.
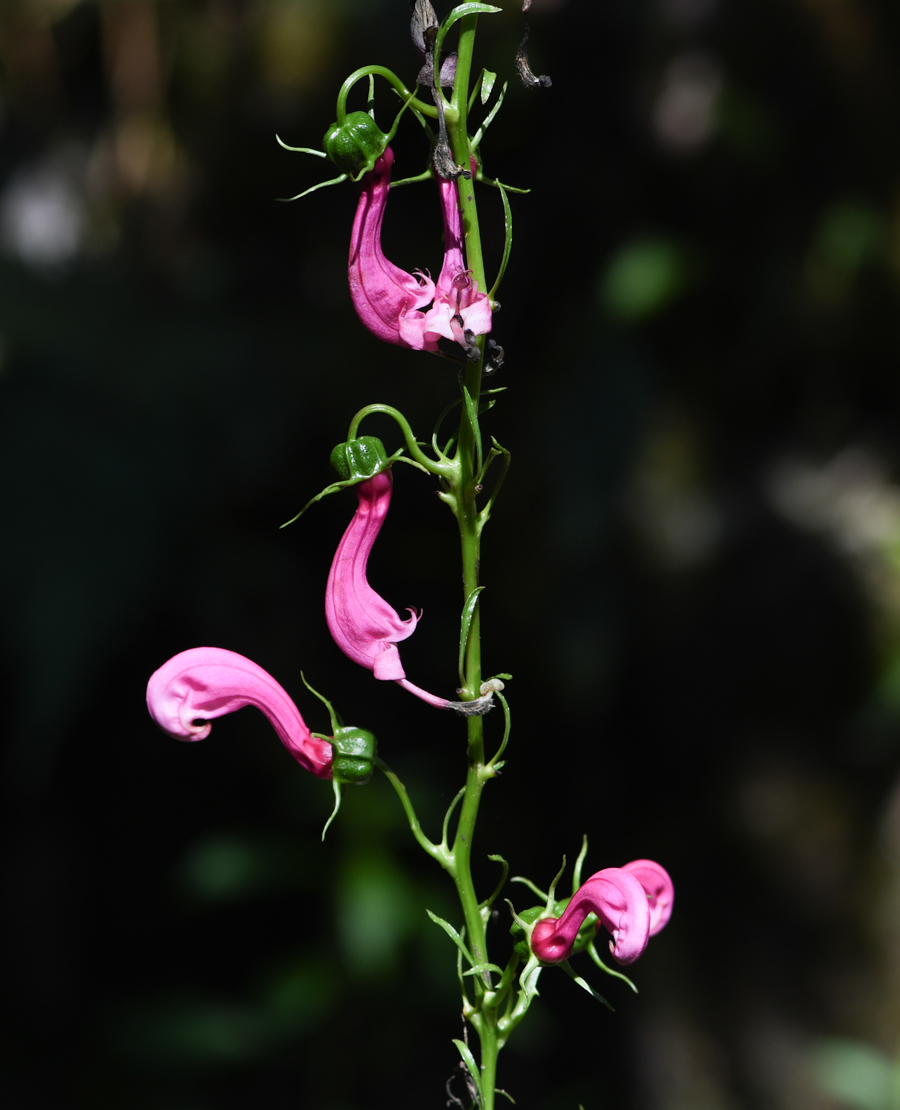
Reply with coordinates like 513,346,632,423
459,586,485,684
481,69,497,104
462,384,483,476
488,178,512,299
462,962,504,978
452,1038,485,1109
472,80,507,152
425,909,475,967
435,5,502,73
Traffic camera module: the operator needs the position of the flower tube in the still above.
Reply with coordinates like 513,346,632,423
348,147,435,349
325,471,452,709
146,647,334,779
423,175,492,360
530,867,652,966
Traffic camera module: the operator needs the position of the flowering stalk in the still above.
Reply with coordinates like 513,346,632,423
430,14,503,1102
149,9,673,1108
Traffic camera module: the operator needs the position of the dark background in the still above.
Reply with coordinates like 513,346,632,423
2,0,900,1107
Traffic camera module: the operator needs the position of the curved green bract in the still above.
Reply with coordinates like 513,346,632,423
323,111,389,180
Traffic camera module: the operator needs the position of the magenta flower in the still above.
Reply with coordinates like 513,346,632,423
348,146,435,350
146,647,334,779
325,471,452,709
530,860,672,966
423,175,492,360
622,858,675,936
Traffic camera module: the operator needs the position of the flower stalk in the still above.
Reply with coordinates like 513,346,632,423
148,9,672,1109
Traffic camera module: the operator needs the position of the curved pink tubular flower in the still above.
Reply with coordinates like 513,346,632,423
530,867,652,966
325,471,450,709
146,647,334,779
348,147,435,350
622,858,675,936
423,176,492,358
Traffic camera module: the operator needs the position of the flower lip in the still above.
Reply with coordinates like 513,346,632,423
146,646,334,779
422,175,492,359
530,866,652,966
325,472,493,714
325,471,420,677
622,858,674,936
348,147,435,350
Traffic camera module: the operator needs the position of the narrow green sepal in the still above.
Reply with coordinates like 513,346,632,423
587,942,639,993
322,779,342,841
462,962,504,978
573,835,589,893
323,111,389,180
281,444,402,527
559,960,614,1011
330,726,377,786
330,435,390,481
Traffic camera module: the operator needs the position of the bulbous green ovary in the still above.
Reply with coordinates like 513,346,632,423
330,726,377,785
324,112,389,179
329,436,389,482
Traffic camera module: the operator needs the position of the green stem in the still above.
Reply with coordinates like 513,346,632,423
445,15,501,1110
347,404,451,476
337,65,438,123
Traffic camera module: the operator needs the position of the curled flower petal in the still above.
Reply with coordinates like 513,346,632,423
326,472,451,710
423,176,492,357
146,647,334,779
348,147,435,350
623,858,675,936
530,867,651,966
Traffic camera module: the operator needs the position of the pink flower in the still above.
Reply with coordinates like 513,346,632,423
348,147,435,350
325,471,452,709
146,647,334,779
531,858,673,966
423,176,492,360
622,858,675,936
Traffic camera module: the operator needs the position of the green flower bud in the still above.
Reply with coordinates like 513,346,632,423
509,900,597,961
330,726,377,786
329,436,389,482
324,112,389,180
